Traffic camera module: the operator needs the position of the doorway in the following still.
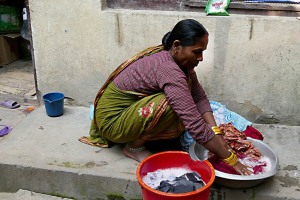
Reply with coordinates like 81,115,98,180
0,0,37,106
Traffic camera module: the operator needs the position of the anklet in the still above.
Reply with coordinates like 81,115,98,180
126,144,146,152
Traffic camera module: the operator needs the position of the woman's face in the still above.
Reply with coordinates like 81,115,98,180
171,34,208,70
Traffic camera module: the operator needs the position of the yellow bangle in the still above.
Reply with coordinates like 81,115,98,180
223,151,234,162
211,126,219,131
228,157,238,166
222,151,238,166
212,126,223,135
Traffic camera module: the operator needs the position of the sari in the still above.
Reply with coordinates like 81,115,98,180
80,45,186,148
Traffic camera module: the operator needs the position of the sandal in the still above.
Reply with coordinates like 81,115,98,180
0,100,20,109
0,125,12,137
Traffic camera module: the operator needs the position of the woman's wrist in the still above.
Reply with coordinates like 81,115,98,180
203,134,230,159
222,150,238,166
207,125,238,166
211,125,223,135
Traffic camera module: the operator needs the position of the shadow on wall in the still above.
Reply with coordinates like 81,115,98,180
227,100,299,126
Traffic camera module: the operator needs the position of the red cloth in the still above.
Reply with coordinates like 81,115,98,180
208,155,239,175
243,125,264,141
209,125,265,175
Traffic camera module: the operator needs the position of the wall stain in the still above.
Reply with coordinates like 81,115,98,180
249,19,254,40
229,100,263,122
116,13,122,46
239,101,279,124
213,18,231,71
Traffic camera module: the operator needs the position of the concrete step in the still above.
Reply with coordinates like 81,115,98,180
0,190,72,200
0,192,14,200
0,106,299,200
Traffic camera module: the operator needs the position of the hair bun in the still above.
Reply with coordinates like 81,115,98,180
162,31,171,48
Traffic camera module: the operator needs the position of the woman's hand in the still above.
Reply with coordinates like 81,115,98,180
232,162,253,175
203,135,253,176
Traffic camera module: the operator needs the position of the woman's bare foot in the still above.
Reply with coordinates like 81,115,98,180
123,143,152,162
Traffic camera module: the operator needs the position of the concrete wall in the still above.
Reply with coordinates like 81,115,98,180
29,0,300,125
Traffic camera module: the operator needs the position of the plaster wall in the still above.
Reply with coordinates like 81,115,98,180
29,0,300,125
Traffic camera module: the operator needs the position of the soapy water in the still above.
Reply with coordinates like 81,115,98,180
209,154,272,176
239,156,272,175
142,167,199,189
143,157,272,189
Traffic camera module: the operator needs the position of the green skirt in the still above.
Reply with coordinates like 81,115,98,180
88,82,184,147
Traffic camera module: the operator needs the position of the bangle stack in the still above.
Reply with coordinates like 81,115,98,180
212,126,223,135
222,150,238,166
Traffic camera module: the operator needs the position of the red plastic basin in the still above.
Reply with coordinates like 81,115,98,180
136,151,215,200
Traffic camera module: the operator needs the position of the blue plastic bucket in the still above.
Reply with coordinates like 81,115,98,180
42,92,65,117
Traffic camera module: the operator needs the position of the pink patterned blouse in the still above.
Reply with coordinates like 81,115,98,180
113,50,214,144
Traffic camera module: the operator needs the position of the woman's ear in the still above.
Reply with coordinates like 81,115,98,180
172,40,181,48
171,40,181,54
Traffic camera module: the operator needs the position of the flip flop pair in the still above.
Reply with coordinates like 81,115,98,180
0,125,12,137
0,100,20,109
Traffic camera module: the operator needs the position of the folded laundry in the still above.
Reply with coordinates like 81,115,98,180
210,101,252,132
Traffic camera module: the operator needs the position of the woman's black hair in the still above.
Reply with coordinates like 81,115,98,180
162,19,208,50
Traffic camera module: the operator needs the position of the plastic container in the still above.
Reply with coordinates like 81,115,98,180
136,151,215,200
42,92,65,117
21,7,31,41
